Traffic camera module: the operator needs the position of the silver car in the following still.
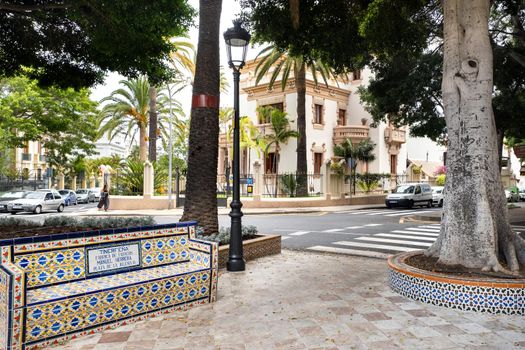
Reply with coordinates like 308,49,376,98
0,191,29,212
7,190,65,214
75,189,96,203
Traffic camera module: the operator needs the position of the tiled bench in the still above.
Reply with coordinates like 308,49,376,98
0,221,218,350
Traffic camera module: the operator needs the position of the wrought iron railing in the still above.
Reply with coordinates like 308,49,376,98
262,173,323,198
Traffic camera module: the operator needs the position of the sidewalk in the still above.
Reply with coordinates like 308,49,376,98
53,251,524,350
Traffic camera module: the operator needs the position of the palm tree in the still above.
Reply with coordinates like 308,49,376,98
334,138,376,194
254,46,348,196
226,115,263,175
181,0,222,235
98,77,150,161
257,106,300,197
149,38,196,163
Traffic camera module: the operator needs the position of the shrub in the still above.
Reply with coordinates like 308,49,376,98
196,225,258,245
355,173,391,193
280,173,297,197
436,174,446,186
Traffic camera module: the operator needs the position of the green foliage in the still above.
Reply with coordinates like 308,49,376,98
436,174,446,186
330,162,345,176
0,1,195,88
356,173,390,193
0,216,155,230
254,46,348,91
333,138,376,167
241,0,370,72
280,174,297,197
358,52,446,140
196,225,258,244
0,75,98,168
0,217,39,228
119,159,168,195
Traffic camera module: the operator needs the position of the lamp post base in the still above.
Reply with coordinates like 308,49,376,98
226,258,245,271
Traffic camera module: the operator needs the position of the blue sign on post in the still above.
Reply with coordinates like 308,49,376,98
246,177,254,185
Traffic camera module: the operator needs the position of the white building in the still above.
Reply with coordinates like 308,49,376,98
92,134,129,159
218,61,409,189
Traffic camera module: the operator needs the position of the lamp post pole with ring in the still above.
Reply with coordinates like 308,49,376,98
223,20,250,272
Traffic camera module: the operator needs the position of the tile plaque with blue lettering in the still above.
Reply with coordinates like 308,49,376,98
87,243,140,274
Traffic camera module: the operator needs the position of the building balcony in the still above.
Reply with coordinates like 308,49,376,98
256,124,274,136
384,127,406,144
21,153,31,161
333,125,369,145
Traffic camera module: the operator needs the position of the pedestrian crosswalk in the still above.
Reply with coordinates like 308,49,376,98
335,208,442,217
307,224,524,258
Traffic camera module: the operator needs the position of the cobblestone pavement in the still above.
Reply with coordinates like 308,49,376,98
53,251,525,350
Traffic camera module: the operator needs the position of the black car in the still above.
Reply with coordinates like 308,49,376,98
0,191,29,212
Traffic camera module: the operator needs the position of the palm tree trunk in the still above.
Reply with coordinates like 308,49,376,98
148,85,157,162
296,63,308,197
139,126,147,162
181,0,222,235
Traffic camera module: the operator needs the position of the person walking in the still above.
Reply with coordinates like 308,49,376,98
97,184,110,211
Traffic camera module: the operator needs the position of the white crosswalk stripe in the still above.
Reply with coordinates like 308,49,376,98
391,230,439,237
375,233,436,241
333,241,416,252
289,231,310,236
307,223,524,258
405,227,440,233
356,236,432,247
384,210,435,217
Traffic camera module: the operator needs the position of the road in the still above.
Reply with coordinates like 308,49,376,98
155,204,525,259
4,202,524,259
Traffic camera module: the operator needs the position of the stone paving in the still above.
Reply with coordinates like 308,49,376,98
52,251,525,350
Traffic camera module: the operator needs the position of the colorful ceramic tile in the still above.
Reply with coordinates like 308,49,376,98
1,222,216,350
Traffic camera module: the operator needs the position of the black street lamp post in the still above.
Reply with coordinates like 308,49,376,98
224,20,250,272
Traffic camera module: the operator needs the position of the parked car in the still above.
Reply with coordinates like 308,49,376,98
520,189,525,202
431,186,444,207
90,187,102,201
58,189,78,206
0,191,29,212
75,189,95,203
385,183,433,209
7,190,64,214
505,188,520,202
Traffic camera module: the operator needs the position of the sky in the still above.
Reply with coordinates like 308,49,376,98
90,0,257,119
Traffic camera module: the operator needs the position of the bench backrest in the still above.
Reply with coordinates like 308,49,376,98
2,222,197,289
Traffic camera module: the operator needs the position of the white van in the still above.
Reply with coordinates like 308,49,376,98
385,183,433,209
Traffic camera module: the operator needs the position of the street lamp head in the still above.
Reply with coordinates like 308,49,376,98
223,19,251,71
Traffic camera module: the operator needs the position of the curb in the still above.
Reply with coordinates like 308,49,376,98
399,215,441,224
74,205,390,217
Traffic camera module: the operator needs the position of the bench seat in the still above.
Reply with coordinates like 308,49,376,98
27,261,208,305
0,221,218,350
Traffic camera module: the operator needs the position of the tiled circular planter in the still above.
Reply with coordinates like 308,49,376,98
388,251,525,315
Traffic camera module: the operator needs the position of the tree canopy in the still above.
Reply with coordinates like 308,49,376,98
0,1,195,88
0,75,98,168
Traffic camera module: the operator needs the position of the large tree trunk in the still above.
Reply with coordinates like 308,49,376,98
426,0,525,273
139,126,148,162
295,63,308,197
148,85,157,162
181,0,222,234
